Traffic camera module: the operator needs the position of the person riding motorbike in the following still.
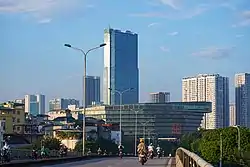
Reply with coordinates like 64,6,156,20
148,143,154,159
87,148,92,156
32,147,38,160
118,144,124,158
1,142,11,162
97,147,102,155
137,139,147,164
156,145,161,158
118,144,124,151
156,145,161,152
137,139,147,155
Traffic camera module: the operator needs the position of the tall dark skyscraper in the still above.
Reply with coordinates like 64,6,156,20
103,28,139,105
85,76,100,107
235,73,250,128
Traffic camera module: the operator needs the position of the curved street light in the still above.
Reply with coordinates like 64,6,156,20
109,87,134,145
64,43,106,156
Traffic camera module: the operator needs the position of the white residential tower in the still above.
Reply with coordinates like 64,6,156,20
182,74,229,129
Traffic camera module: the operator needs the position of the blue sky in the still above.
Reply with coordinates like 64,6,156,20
0,0,250,105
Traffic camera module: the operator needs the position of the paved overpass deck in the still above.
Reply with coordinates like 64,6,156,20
42,157,176,167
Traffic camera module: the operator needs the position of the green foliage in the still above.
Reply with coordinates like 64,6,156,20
74,138,118,153
33,136,61,150
56,131,81,140
179,127,250,166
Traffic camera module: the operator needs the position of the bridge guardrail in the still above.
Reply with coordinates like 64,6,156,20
176,147,214,167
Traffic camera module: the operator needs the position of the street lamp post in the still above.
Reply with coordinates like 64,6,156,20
109,88,134,145
132,108,142,156
233,125,241,163
64,43,106,156
141,121,150,141
220,132,222,167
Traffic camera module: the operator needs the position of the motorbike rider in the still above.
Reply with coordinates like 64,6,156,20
1,142,10,162
97,147,102,155
148,143,154,158
156,145,161,157
87,148,91,156
156,145,161,152
32,147,38,159
137,138,147,156
118,144,124,152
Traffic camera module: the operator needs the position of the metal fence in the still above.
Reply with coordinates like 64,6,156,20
175,147,214,167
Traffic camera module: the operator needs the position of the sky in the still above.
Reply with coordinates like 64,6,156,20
0,0,250,106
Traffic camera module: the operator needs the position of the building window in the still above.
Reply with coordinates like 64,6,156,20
13,110,16,114
12,117,16,123
17,110,20,115
17,118,20,123
17,127,20,131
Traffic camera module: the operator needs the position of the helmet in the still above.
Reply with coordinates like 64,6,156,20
140,138,144,143
150,143,153,146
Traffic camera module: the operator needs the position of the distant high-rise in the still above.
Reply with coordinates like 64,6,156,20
103,28,139,105
229,103,236,126
85,76,100,107
182,74,229,129
49,98,80,110
150,92,170,103
235,73,250,128
14,99,24,104
25,94,45,115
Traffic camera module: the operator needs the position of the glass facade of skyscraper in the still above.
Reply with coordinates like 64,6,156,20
103,28,139,105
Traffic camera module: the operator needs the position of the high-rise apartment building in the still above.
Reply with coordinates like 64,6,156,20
182,74,229,129
150,92,170,103
85,76,100,107
25,94,45,115
229,103,236,126
103,28,139,105
235,73,250,128
49,98,80,111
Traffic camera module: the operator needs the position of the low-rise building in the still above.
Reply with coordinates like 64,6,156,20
0,102,26,134
0,106,13,133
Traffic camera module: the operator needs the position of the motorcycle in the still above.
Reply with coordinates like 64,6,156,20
1,149,11,163
119,149,123,159
148,150,154,159
157,150,161,158
139,154,147,165
59,149,66,157
32,149,38,160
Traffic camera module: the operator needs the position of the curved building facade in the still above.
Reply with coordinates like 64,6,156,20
84,102,211,140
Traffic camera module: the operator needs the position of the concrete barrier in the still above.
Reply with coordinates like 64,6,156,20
1,155,115,167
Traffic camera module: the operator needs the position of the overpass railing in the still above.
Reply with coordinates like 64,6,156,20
176,147,214,167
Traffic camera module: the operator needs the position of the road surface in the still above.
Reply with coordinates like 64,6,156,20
42,157,176,167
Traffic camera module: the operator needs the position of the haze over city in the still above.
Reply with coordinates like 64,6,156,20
1,0,250,104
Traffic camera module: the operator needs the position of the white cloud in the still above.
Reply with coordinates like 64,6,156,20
160,46,170,52
192,46,235,59
232,10,250,27
0,0,85,22
38,18,51,24
158,0,182,10
129,3,210,20
235,34,244,38
168,31,179,36
148,22,160,27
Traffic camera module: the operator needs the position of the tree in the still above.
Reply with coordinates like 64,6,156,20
198,127,250,166
33,136,61,150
